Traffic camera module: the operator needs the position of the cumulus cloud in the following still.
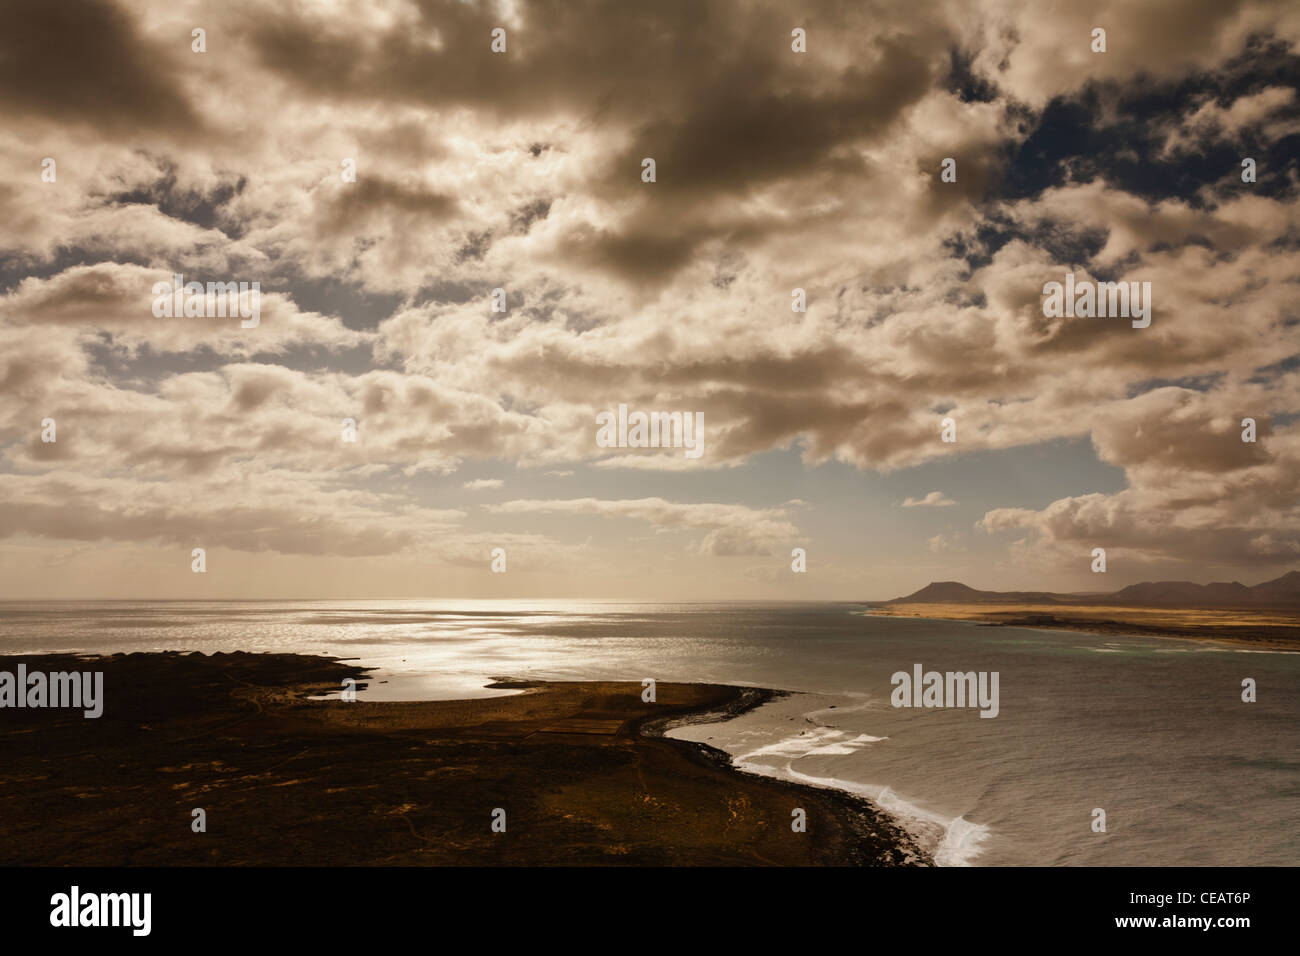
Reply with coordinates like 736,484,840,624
0,0,1296,592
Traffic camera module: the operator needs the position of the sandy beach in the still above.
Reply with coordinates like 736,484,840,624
0,651,928,866
862,603,1300,651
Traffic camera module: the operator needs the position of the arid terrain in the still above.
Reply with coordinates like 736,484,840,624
0,651,927,866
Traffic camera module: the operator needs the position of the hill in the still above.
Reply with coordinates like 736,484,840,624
885,570,1300,608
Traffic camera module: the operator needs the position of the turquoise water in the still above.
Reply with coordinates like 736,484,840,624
1,600,1295,866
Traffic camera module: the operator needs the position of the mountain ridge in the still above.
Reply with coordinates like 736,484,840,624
884,570,1300,608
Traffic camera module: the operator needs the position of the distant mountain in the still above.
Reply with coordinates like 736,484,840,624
891,581,1067,604
1251,570,1300,601
884,570,1300,608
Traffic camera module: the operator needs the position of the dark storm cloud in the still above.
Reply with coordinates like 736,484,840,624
603,42,937,200
555,220,720,286
247,0,802,117
0,0,198,134
243,0,950,284
315,176,460,236
509,199,551,235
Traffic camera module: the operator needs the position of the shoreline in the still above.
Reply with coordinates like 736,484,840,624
860,604,1300,651
636,686,932,865
652,688,988,867
0,651,930,866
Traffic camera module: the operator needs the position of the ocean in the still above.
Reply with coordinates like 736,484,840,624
2,600,1295,867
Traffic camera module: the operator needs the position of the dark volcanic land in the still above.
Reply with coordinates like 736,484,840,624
0,652,928,867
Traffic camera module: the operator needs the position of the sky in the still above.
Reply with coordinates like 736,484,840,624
0,0,1297,600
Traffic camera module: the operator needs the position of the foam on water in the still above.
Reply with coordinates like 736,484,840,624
784,769,991,867
714,706,989,865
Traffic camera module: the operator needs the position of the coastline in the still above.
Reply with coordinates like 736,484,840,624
0,651,929,866
861,603,1300,651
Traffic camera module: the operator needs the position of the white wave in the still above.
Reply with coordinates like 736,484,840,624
782,769,990,867
736,726,850,759
805,733,891,755
721,707,987,865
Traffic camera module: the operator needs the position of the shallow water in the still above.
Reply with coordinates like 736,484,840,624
2,600,1295,866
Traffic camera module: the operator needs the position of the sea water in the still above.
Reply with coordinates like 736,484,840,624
1,600,1295,866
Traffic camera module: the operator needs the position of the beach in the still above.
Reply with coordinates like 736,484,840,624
0,651,928,866
862,603,1300,651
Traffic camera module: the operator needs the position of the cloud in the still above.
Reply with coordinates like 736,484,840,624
0,263,369,356
0,0,1296,589
978,388,1300,571
488,497,797,556
0,0,199,135
0,469,464,556
904,491,958,507
928,532,964,553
